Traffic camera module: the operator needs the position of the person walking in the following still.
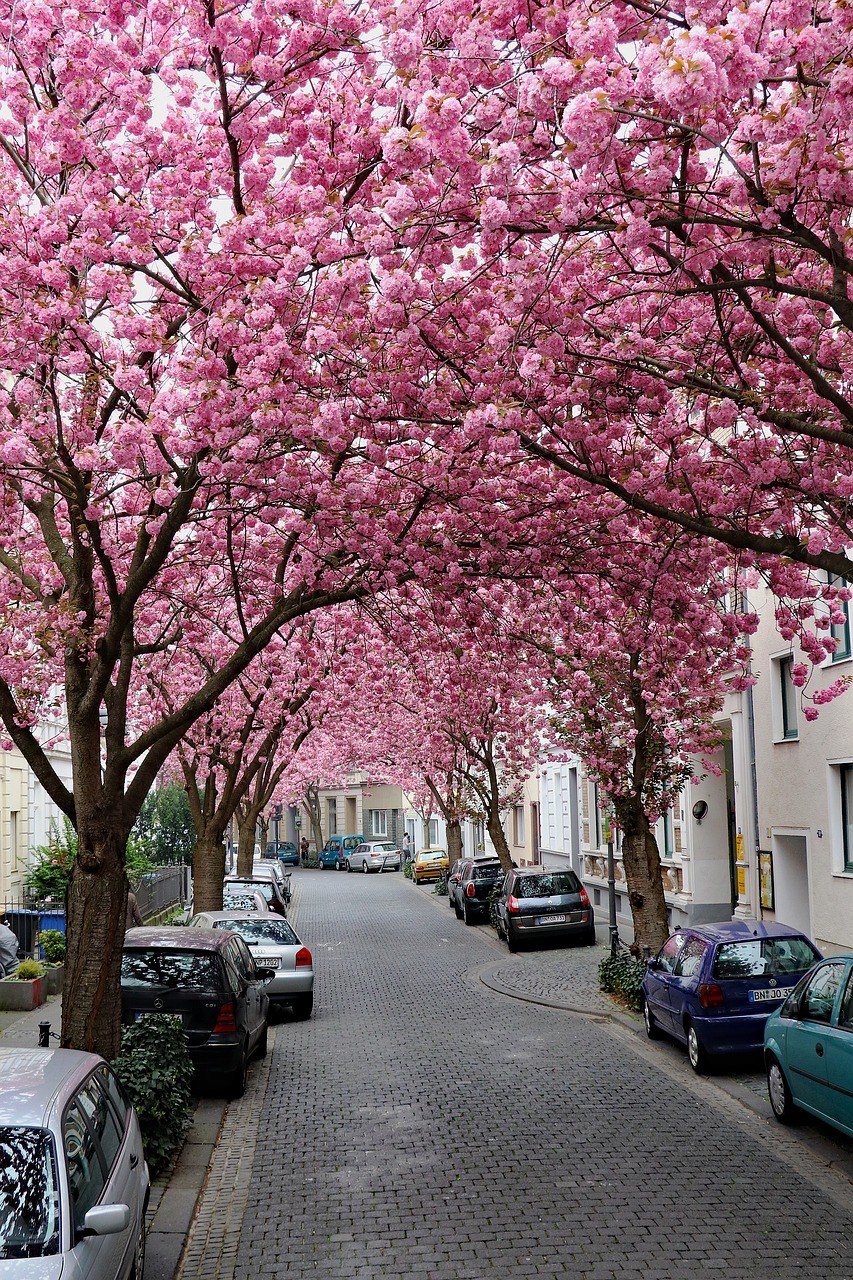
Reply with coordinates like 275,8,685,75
402,832,412,864
300,837,309,865
126,889,143,930
0,911,19,976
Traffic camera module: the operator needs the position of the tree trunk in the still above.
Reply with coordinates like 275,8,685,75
236,816,257,877
616,808,669,953
486,802,512,872
446,818,463,863
302,786,323,856
61,826,129,1059
192,835,227,914
258,814,270,853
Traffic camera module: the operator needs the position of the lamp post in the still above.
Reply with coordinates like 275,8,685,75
604,815,621,957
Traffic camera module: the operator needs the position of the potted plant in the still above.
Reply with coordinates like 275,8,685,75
38,930,66,995
0,958,46,1010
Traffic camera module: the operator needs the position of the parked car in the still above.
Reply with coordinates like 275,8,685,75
319,834,364,870
224,874,288,916
189,911,314,1019
250,859,292,905
452,858,504,924
642,920,822,1073
764,952,853,1137
222,889,270,914
494,867,595,951
277,841,300,866
411,848,449,884
446,859,465,907
0,1046,149,1278
121,926,274,1097
346,841,401,873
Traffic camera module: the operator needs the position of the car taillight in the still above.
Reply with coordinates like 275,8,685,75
578,887,590,906
213,1001,237,1033
466,883,475,897
698,983,725,1009
507,896,520,914
295,947,312,968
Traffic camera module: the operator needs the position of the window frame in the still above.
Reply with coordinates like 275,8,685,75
828,573,852,663
779,655,798,740
841,763,853,874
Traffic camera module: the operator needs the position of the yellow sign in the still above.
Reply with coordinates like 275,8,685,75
735,832,745,860
737,865,746,897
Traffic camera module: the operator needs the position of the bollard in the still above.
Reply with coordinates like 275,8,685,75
38,1020,51,1048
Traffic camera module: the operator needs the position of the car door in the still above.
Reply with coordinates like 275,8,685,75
667,936,709,1034
231,935,267,1050
823,966,853,1136
785,961,846,1115
62,1075,137,1280
644,934,686,1035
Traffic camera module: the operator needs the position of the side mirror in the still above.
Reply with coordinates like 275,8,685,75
81,1204,130,1239
255,966,276,984
646,957,660,971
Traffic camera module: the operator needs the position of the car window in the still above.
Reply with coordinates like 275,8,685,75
96,1065,129,1131
64,1098,106,1224
233,935,261,976
77,1075,123,1176
218,918,299,946
229,881,275,903
121,948,222,992
515,872,581,897
673,937,707,979
471,864,502,881
657,934,684,974
343,838,360,849
714,937,819,979
222,893,263,911
0,1126,60,1259
838,971,853,1031
799,963,846,1024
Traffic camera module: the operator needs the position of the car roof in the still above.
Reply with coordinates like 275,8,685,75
192,911,277,922
124,925,230,952
684,920,816,945
0,1047,104,1127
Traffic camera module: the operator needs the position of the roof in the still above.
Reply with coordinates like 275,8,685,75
124,925,230,952
686,920,817,945
190,911,270,922
0,1047,101,1128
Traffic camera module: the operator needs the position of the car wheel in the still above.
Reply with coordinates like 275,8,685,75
362,860,369,873
345,860,351,872
454,899,463,919
643,999,661,1040
226,1043,249,1098
686,1020,709,1074
292,993,313,1020
335,859,341,871
505,923,518,953
463,902,475,926
767,1056,798,1124
256,1022,268,1059
131,1206,146,1280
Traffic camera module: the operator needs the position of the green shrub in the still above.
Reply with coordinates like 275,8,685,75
16,959,45,980
113,1014,194,1177
403,861,413,880
38,930,66,964
433,871,448,895
598,952,645,1011
27,817,154,903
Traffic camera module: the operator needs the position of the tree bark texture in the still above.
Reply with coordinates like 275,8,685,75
446,818,463,863
236,815,257,877
192,836,228,914
614,807,669,953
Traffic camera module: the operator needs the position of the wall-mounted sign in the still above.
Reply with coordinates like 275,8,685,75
759,849,775,911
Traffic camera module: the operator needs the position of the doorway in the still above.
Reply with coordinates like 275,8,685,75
772,835,811,934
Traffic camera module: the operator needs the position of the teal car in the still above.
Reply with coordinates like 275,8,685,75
318,834,364,870
764,953,853,1138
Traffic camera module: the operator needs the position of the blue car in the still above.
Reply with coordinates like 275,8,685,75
764,953,853,1138
318,834,363,870
642,920,821,1073
277,842,299,866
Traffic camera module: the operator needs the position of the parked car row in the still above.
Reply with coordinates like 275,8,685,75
442,859,597,951
318,834,403,872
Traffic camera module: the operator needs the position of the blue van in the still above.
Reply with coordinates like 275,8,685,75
319,834,364,870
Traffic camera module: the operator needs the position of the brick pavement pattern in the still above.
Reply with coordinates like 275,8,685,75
179,870,853,1280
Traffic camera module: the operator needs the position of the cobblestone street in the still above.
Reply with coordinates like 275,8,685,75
177,870,853,1280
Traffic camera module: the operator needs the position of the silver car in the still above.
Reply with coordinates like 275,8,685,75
0,1046,149,1279
346,841,401,873
188,911,314,1019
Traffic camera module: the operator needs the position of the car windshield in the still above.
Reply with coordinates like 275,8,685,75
471,864,502,880
215,919,298,946
516,872,581,897
229,881,274,902
0,1127,60,1259
121,949,221,991
222,893,262,910
419,852,445,862
713,937,819,979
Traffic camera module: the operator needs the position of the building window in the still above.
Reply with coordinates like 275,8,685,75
428,818,439,846
327,798,337,835
779,656,798,739
593,783,602,848
829,575,852,662
369,810,388,837
473,819,485,854
511,805,525,846
842,765,853,873
662,808,674,859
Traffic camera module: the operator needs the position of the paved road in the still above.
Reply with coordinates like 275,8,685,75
178,869,853,1280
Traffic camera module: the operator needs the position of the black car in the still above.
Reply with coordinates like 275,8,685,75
121,926,273,1097
224,874,288,916
446,859,464,908
452,858,504,924
495,868,596,951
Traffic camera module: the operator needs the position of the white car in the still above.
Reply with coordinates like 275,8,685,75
188,911,314,1019
0,1046,149,1279
346,841,401,873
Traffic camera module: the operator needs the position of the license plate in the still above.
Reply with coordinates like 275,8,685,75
257,957,279,969
749,987,792,1002
537,914,566,925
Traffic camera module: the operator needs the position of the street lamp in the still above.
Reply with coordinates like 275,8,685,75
604,815,621,957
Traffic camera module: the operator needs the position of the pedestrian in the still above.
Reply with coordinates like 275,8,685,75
402,832,412,863
300,837,309,864
0,911,19,976
126,889,143,931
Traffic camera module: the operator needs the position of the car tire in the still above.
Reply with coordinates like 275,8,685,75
686,1020,709,1074
463,902,475,925
335,859,341,871
505,923,518,953
292,993,313,1020
643,999,661,1040
362,860,369,873
346,860,351,872
767,1056,798,1124
131,1206,146,1280
226,1043,249,1099
454,899,463,919
256,1022,268,1059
